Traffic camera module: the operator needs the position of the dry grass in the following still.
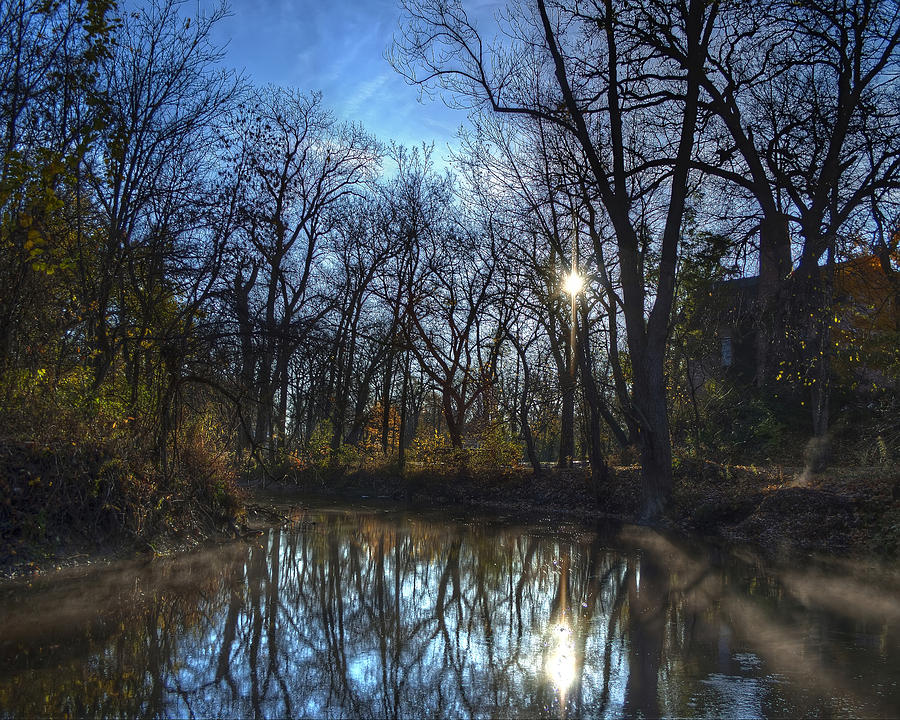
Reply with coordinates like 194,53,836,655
0,402,245,577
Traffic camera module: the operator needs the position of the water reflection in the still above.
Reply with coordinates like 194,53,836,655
0,507,897,718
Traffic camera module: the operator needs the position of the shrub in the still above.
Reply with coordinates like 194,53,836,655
408,428,454,467
469,423,521,472
303,419,333,470
702,387,797,461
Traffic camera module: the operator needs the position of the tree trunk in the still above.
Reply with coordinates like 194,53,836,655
380,351,395,454
398,351,410,469
507,330,542,475
583,193,639,445
234,266,258,454
630,351,673,521
547,309,575,468
275,337,291,453
254,351,273,457
559,371,576,468
809,245,835,472
442,390,464,449
346,359,379,446
574,312,614,488
755,212,793,386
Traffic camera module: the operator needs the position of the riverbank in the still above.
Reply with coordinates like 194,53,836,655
0,435,248,580
3,449,897,579
266,461,900,561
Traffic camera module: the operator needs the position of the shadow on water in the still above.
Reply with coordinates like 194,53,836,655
0,506,898,718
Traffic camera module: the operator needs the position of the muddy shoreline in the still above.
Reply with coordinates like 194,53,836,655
2,461,897,582
273,461,899,561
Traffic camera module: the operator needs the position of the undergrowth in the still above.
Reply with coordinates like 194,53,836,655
0,391,244,569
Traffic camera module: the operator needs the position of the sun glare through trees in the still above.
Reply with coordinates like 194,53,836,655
1,0,899,715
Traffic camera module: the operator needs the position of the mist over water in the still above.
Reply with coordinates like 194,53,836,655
0,504,897,718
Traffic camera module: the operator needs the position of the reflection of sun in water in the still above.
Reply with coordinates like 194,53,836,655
546,622,577,693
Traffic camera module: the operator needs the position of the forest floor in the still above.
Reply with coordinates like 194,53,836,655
666,461,900,559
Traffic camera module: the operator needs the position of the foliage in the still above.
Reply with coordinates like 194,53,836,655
360,402,402,463
407,428,456,468
468,422,522,472
303,420,335,471
701,385,797,461
405,422,521,473
0,386,243,565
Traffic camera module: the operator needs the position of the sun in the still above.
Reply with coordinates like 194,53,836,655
563,271,583,296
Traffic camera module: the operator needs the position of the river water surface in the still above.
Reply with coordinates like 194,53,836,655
1,501,898,718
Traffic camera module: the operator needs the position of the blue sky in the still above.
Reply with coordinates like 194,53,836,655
203,0,500,155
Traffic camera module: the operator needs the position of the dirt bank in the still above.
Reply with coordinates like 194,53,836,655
3,456,897,579
266,461,900,561
0,437,247,581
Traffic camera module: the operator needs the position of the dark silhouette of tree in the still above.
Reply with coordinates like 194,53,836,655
392,0,718,516
223,87,379,457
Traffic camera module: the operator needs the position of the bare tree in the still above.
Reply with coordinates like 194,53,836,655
674,0,900,437
393,0,717,516
405,223,503,449
228,87,379,457
84,0,240,396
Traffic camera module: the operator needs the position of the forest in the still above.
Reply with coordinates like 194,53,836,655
1,0,898,566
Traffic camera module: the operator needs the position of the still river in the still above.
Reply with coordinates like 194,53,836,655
1,500,898,718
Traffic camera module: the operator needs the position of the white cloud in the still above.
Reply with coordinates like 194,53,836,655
209,0,476,148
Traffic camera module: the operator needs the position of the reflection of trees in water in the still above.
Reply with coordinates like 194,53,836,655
0,545,247,716
240,519,634,717
1,513,897,717
0,517,632,717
